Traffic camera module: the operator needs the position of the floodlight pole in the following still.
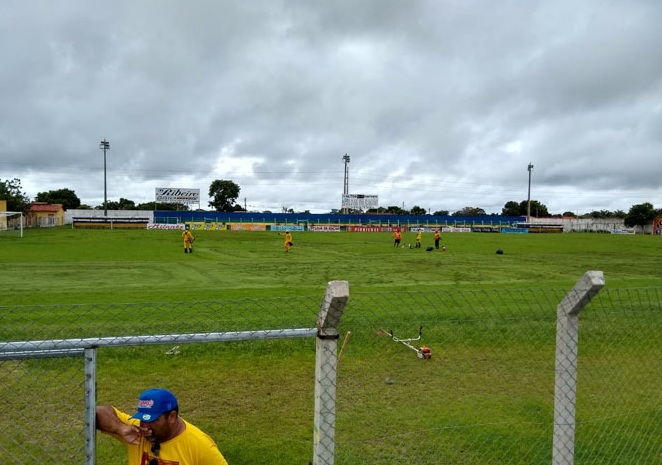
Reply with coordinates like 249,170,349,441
100,139,110,216
527,162,534,222
342,154,350,214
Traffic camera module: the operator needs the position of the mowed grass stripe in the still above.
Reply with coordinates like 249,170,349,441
1,227,661,306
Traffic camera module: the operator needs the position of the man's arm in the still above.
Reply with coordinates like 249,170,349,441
96,405,141,445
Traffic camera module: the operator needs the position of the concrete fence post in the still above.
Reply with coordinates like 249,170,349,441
313,280,349,465
552,271,604,465
84,347,97,465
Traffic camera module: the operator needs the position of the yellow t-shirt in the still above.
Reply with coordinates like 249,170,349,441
112,408,228,465
182,230,194,243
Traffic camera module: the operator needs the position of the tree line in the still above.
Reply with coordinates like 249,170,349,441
0,178,246,213
0,178,189,212
1,177,660,229
361,201,660,230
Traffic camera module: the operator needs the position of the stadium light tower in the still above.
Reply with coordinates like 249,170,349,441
527,162,534,222
342,154,350,214
100,139,110,216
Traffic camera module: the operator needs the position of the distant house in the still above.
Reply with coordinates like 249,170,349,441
26,202,65,227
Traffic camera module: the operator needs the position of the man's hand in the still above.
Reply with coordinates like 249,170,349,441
96,405,142,445
118,423,143,445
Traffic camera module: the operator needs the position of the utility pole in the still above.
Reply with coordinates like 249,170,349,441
100,139,110,216
342,154,350,214
527,162,534,222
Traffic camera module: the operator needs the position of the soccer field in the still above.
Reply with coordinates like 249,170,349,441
1,227,661,306
1,227,661,464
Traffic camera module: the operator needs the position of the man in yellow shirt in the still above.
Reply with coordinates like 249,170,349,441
182,226,195,254
96,388,228,465
279,230,293,252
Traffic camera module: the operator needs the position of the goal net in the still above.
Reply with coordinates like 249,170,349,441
0,211,24,238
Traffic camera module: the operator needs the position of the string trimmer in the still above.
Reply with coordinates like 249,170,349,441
378,325,432,359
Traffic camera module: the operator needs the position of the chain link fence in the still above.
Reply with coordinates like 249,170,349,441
1,275,661,464
335,277,662,464
0,354,85,463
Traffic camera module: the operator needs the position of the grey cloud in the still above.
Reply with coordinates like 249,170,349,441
1,0,661,215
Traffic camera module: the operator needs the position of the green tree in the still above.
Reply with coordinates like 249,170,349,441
624,202,656,230
501,201,521,216
433,210,449,216
367,207,388,214
588,210,619,219
97,200,119,210
453,206,486,216
135,202,188,211
35,188,81,210
208,180,240,212
117,198,136,210
502,200,549,217
385,205,407,215
409,205,427,216
94,199,132,210
0,178,30,212
519,200,549,217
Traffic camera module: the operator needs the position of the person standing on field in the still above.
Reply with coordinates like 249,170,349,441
415,230,422,248
393,229,402,247
433,229,441,249
96,388,229,465
279,230,293,252
182,226,195,254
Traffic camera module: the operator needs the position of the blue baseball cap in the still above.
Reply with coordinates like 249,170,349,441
130,388,178,423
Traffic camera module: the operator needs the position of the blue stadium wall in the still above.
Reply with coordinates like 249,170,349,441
154,211,526,227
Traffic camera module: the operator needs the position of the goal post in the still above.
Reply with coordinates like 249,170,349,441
0,211,24,238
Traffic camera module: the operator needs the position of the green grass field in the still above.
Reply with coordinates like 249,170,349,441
1,227,661,464
2,227,661,306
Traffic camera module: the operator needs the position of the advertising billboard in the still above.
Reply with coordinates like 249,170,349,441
341,194,378,211
155,188,200,205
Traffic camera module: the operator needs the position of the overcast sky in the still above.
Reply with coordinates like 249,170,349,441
1,0,661,215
